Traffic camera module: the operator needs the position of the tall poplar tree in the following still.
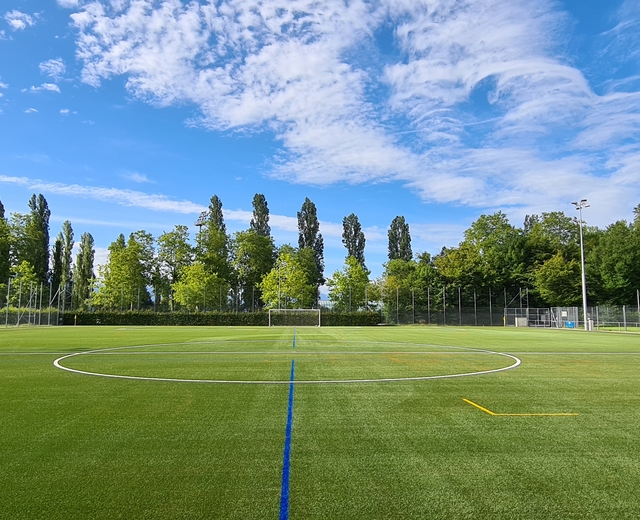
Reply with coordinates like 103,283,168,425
51,237,63,297
0,200,10,285
342,213,366,268
297,197,325,288
250,193,271,237
72,232,95,309
388,216,412,261
60,220,74,288
196,195,231,282
27,194,51,282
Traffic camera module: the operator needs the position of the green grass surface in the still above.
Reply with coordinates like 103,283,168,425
1,325,639,519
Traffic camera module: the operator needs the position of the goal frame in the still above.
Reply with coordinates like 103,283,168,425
268,308,321,327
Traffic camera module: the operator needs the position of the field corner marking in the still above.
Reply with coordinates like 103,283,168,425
462,398,495,415
463,398,578,417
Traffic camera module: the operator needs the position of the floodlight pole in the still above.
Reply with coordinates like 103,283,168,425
572,199,590,331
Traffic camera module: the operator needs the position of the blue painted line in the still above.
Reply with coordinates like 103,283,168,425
279,360,295,520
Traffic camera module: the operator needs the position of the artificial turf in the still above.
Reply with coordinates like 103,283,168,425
1,325,639,519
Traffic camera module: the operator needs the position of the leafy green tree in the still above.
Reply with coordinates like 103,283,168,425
250,193,271,237
232,230,275,309
462,212,523,289
342,213,366,269
157,225,194,310
50,237,63,298
327,256,369,311
8,261,39,307
94,231,155,310
172,262,223,312
72,232,95,309
9,195,51,283
388,216,412,261
259,247,317,309
533,252,581,306
0,200,10,302
587,220,640,304
297,197,325,289
59,220,74,288
196,195,231,282
433,244,483,289
27,194,51,282
523,212,579,265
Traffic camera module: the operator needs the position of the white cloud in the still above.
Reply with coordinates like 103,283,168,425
68,0,640,219
39,58,67,81
57,0,82,8
0,82,7,89
120,171,154,183
60,108,70,115
5,10,35,30
24,108,38,113
30,83,61,93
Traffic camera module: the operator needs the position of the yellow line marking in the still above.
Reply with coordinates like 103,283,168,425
462,398,578,416
462,398,495,415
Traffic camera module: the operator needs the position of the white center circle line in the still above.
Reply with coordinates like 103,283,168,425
53,342,522,384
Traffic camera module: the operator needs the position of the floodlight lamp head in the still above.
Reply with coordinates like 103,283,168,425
571,201,578,206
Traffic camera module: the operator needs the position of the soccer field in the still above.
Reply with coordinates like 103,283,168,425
1,326,639,519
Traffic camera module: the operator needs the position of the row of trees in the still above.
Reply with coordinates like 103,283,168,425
92,195,327,312
0,197,95,309
2,191,639,314
329,207,640,314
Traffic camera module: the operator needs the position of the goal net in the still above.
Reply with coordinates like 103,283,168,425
268,308,321,327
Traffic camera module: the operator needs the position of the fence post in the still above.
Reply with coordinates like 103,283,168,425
427,287,430,325
38,282,43,326
489,288,493,326
5,277,10,328
443,287,446,326
473,288,477,326
412,288,415,325
17,280,22,327
458,287,461,326
396,287,399,325
28,281,33,325
623,305,627,331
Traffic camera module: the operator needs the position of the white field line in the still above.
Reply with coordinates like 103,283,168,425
78,351,504,355
52,343,522,385
505,352,640,355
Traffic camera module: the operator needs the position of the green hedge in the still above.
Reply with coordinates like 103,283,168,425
61,310,382,326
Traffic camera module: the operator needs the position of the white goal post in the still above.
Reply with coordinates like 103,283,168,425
268,308,321,327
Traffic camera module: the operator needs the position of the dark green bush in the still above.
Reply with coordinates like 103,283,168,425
62,310,382,326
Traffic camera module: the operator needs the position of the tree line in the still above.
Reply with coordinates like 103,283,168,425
1,193,639,313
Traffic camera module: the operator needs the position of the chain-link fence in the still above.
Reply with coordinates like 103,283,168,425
2,277,64,327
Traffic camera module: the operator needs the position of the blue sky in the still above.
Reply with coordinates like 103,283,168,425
1,0,639,290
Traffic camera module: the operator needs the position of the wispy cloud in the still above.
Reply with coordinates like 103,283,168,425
29,83,61,93
119,171,154,184
65,0,640,221
5,10,35,30
0,175,325,234
39,58,67,81
24,108,38,113
0,175,206,214
56,0,81,9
